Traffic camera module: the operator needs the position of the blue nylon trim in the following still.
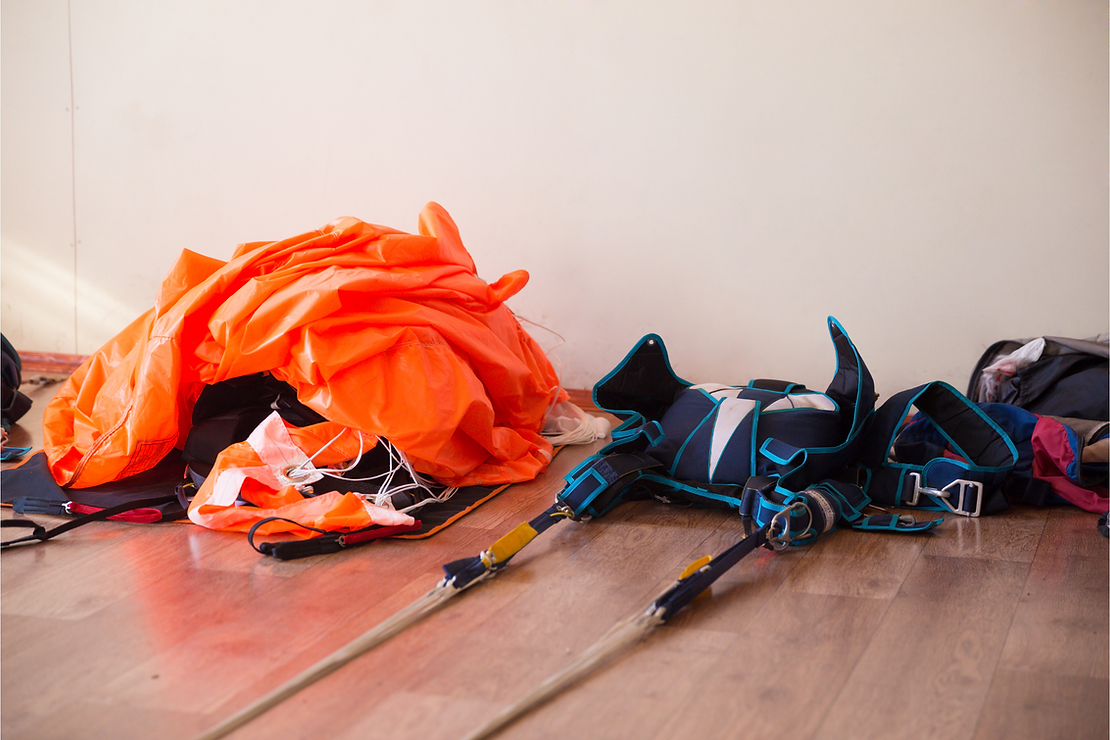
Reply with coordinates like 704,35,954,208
609,413,646,439
591,333,693,415
828,316,867,437
782,438,855,457
749,401,760,478
914,382,1019,468
598,421,664,457
641,474,744,509
894,466,910,506
668,388,719,479
760,438,804,466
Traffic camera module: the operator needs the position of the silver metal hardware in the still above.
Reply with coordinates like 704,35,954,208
906,472,983,517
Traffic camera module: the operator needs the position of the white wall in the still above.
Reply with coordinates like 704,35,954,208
3,0,1107,403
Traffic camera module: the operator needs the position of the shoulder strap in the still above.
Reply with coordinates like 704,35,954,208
857,382,1019,516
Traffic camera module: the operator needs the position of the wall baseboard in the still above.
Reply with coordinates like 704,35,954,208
563,388,599,412
19,352,88,374
17,352,602,412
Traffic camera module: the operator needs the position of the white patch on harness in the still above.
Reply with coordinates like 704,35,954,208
709,397,757,479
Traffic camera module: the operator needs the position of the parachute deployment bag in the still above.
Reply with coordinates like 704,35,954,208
968,335,1109,421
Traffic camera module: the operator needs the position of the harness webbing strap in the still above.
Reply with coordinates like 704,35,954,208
456,522,777,740
442,505,572,590
557,451,662,519
850,513,938,533
11,497,71,516
859,382,1018,516
0,494,180,549
487,521,542,565
653,524,770,618
739,479,940,540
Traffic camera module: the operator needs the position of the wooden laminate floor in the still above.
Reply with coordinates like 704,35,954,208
2,376,1108,740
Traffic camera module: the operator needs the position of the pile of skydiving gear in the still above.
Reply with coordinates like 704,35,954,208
968,334,1109,420
192,316,1037,740
448,319,1108,740
2,204,593,550
0,373,535,552
963,333,1108,515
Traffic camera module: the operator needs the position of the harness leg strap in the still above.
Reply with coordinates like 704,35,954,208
556,451,662,520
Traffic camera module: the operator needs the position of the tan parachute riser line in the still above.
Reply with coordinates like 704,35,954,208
458,606,666,740
192,522,543,740
457,524,776,740
192,583,461,740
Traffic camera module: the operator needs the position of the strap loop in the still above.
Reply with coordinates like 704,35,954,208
556,452,661,520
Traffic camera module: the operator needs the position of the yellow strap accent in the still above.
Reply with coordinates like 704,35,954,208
487,521,540,564
678,555,712,580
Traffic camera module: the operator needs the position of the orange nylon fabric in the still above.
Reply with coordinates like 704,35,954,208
186,418,417,536
43,203,564,501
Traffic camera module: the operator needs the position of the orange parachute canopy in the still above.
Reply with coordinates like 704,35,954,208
43,203,564,498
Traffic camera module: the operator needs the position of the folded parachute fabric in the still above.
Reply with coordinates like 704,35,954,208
186,411,420,536
41,203,568,534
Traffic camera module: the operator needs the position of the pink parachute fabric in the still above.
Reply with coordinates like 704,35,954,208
41,203,564,533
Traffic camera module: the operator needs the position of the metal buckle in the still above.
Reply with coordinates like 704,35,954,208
766,501,811,551
937,479,983,517
904,472,926,506
906,473,982,517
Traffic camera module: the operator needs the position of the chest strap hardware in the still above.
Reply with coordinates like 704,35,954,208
906,472,984,517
